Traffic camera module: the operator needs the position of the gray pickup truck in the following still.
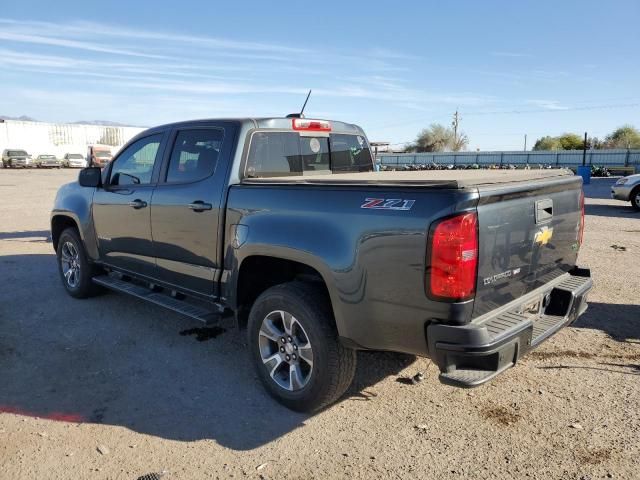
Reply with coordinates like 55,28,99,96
51,117,592,412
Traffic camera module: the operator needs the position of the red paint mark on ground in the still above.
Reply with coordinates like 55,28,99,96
0,405,85,423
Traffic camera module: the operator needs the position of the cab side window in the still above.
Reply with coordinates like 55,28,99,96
109,134,163,186
165,128,224,183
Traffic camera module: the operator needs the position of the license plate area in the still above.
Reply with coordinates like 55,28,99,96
516,297,541,316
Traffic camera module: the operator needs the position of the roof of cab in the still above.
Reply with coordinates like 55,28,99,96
141,117,364,135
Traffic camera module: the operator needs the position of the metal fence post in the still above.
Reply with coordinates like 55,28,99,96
500,152,504,166
626,149,630,167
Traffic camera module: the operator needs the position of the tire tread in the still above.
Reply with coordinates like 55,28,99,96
248,281,356,412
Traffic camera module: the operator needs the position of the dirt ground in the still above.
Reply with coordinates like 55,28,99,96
0,169,638,480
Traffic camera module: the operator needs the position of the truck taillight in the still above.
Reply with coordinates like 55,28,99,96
579,189,585,245
291,118,331,131
428,212,478,301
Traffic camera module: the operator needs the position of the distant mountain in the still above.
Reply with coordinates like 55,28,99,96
0,115,38,122
0,116,143,128
72,120,131,127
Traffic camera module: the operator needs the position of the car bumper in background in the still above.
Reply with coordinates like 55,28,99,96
68,162,86,168
9,159,31,167
426,267,592,388
611,185,632,201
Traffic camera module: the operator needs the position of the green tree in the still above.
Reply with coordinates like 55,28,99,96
533,133,584,151
557,133,584,150
533,136,561,151
410,123,468,152
604,125,640,149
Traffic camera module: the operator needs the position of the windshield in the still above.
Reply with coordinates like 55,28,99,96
95,151,111,158
40,155,56,159
67,154,83,159
246,132,372,178
8,150,28,157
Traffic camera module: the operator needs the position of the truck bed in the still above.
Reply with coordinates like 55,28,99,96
242,169,574,189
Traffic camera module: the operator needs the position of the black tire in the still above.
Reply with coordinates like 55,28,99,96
631,187,640,211
248,282,356,413
56,227,100,298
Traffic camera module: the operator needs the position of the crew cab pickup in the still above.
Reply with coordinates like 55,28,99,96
51,117,592,412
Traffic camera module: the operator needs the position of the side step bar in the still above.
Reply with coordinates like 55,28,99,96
93,275,225,325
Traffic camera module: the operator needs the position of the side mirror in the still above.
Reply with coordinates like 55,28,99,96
78,167,102,188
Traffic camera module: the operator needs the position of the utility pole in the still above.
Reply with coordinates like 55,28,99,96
524,134,527,151
452,109,460,151
582,132,588,166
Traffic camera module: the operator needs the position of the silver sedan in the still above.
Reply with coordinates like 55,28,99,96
611,173,640,210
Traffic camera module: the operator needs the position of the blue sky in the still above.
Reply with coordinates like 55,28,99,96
1,0,638,150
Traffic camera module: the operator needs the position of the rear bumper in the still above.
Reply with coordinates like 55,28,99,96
426,267,592,387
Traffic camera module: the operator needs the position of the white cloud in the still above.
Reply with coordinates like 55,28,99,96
0,17,496,125
525,99,569,110
0,31,167,59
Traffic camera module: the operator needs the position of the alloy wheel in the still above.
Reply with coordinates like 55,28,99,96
60,241,81,288
258,310,314,391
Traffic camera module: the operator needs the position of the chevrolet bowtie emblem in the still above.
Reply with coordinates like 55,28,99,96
534,226,553,246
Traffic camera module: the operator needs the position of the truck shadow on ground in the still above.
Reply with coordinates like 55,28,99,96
573,301,640,343
0,230,51,242
584,203,639,219
0,253,413,451
583,177,619,200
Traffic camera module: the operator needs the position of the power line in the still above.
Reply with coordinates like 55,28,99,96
371,101,640,130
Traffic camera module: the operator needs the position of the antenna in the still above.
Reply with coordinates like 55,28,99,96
300,89,312,116
286,90,312,118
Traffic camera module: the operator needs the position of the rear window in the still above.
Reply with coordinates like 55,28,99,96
245,132,372,178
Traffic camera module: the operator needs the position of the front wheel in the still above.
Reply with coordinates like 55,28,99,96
56,228,100,298
248,282,356,412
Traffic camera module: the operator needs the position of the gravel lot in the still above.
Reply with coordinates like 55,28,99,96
0,169,638,480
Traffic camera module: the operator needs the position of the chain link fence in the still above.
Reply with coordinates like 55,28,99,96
379,150,640,172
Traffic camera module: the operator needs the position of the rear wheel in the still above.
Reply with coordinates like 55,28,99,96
631,188,640,211
56,228,100,298
248,282,356,412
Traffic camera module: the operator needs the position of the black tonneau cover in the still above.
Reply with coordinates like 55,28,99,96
241,169,574,189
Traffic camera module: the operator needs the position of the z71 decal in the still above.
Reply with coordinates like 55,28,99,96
361,198,415,211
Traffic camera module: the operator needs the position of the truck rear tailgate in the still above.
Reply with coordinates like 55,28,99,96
473,175,583,318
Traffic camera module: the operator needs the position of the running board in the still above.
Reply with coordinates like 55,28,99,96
93,275,224,324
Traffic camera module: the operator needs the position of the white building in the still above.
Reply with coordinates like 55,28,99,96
0,119,145,158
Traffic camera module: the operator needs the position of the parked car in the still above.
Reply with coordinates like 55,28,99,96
34,154,61,168
611,173,640,210
51,116,592,412
62,153,87,168
2,149,32,168
87,145,112,167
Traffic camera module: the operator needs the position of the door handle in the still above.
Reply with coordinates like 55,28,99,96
188,201,213,212
128,199,148,209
